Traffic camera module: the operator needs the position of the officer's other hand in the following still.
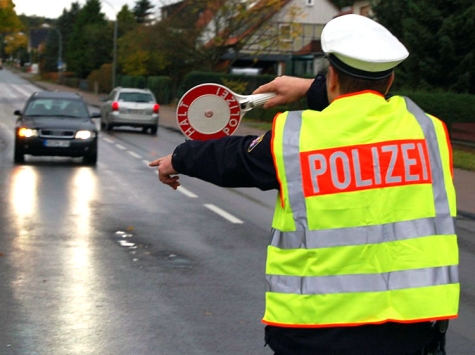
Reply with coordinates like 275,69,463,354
253,76,314,109
149,154,181,190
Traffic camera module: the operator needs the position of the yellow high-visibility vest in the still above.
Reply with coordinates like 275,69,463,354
264,91,459,328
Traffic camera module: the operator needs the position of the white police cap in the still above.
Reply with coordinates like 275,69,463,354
322,14,409,79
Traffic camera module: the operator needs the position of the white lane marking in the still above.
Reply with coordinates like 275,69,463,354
115,144,126,150
147,166,199,199
1,85,16,98
103,137,114,144
204,204,244,224
12,84,34,97
177,186,198,198
127,151,141,159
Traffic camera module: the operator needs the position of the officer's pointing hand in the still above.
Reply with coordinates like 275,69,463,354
149,154,181,190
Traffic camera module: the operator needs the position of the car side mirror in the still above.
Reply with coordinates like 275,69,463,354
91,112,101,119
14,110,22,116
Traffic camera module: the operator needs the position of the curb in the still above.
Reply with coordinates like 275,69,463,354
457,210,475,220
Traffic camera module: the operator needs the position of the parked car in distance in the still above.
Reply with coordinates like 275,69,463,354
14,91,100,165
100,87,160,134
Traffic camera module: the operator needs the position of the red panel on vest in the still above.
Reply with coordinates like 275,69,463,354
300,139,432,197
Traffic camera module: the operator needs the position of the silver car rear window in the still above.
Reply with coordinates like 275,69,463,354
118,93,154,103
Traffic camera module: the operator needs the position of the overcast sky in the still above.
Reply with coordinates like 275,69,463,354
13,0,169,20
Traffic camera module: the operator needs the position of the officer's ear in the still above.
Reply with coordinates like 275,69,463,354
326,66,340,103
384,72,395,95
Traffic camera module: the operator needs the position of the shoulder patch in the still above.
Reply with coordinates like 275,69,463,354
248,134,265,152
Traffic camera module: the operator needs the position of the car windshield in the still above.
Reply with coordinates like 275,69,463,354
25,98,89,117
118,92,154,103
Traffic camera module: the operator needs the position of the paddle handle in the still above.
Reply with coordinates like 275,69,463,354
241,92,276,112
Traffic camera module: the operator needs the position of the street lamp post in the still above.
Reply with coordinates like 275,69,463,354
112,19,117,88
102,0,118,89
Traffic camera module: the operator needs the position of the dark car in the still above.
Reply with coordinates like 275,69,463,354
14,91,100,165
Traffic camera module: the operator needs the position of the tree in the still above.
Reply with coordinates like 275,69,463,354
117,5,137,36
66,0,110,78
133,0,155,24
43,28,61,72
0,0,22,33
158,0,302,72
117,24,168,76
43,3,81,72
0,0,23,61
3,31,27,58
331,0,354,9
372,0,475,94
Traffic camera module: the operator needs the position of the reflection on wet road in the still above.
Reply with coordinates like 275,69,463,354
7,165,103,354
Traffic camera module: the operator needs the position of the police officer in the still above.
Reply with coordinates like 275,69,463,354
150,14,459,355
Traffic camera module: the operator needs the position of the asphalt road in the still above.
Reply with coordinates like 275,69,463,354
0,68,474,354
0,69,275,354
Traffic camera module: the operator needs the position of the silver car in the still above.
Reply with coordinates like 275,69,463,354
101,87,159,134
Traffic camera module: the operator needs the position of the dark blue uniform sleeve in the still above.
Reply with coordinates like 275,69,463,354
171,131,279,190
306,73,329,111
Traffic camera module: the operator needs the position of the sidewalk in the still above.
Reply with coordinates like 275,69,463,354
22,73,475,219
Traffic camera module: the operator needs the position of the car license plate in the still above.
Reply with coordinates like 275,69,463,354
128,109,144,114
44,140,70,147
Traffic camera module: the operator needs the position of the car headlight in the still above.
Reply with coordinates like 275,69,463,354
75,130,96,139
18,128,38,137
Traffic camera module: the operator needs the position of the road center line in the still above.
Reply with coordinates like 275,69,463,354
127,151,141,159
203,204,244,224
177,186,198,198
115,144,126,150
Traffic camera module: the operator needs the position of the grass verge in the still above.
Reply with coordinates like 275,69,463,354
453,146,475,172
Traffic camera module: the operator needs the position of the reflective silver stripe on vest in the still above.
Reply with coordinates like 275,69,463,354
271,216,445,249
265,265,458,294
404,97,455,235
281,111,307,229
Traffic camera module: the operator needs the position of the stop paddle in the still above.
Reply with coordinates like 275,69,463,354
176,83,275,140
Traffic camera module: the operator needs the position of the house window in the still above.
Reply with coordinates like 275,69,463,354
279,24,292,42
306,0,315,5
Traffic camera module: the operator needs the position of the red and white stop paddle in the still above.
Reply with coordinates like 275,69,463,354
176,83,275,140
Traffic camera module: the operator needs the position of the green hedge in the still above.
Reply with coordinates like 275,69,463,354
394,91,475,127
118,75,135,88
147,76,172,105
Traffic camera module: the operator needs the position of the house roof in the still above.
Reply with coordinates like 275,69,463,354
295,39,324,55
